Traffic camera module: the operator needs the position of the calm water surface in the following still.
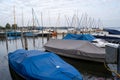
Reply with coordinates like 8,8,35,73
0,35,117,80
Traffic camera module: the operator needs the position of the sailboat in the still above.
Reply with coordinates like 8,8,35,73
7,6,21,40
24,8,39,37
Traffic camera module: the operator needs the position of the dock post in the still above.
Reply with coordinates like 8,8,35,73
47,34,50,41
21,29,24,48
117,46,120,80
5,29,9,53
62,32,64,38
24,35,28,50
33,35,35,49
56,31,57,39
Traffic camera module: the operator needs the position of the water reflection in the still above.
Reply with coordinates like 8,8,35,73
60,55,114,80
0,37,47,80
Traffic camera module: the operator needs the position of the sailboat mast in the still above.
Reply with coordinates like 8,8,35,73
41,12,44,45
32,8,35,29
22,8,24,27
21,8,25,49
65,15,70,32
13,6,18,49
55,13,60,32
13,6,16,30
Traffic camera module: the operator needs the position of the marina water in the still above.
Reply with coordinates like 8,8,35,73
0,27,119,80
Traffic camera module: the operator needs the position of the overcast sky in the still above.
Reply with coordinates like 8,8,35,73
0,0,120,28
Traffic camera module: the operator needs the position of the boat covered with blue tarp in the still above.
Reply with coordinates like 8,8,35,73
63,33,95,41
8,49,82,80
7,31,21,36
93,29,120,43
104,29,120,35
24,32,38,37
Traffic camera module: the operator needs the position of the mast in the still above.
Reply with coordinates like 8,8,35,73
48,11,51,27
55,13,60,31
65,15,70,32
41,12,44,45
13,6,16,30
22,8,24,27
78,14,83,31
13,6,17,49
32,8,35,30
21,8,24,49
32,8,35,49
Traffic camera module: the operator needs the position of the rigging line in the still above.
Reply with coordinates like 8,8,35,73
41,12,44,46
87,17,92,32
56,13,60,27
48,11,51,27
65,15,69,26
65,15,70,32
71,14,75,27
31,9,42,49
33,9,40,27
78,14,83,30
104,61,120,78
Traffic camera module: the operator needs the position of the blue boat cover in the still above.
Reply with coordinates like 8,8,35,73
7,31,21,36
63,33,95,41
104,29,120,35
8,49,82,80
24,32,38,37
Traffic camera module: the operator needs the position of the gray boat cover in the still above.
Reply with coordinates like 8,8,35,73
44,39,105,62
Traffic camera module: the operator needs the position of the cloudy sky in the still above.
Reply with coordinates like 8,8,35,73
0,0,120,28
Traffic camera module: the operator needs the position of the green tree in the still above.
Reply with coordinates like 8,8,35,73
0,26,5,31
0,25,4,28
0,26,2,28
12,24,17,29
5,23,11,29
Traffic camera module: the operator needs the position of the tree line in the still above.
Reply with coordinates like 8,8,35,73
0,23,18,29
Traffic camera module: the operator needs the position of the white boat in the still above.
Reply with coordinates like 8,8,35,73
92,39,119,48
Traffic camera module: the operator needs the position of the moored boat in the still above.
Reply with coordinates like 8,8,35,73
44,39,105,62
92,28,120,43
93,34,120,44
63,33,119,47
63,33,95,41
8,49,82,80
103,28,120,35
